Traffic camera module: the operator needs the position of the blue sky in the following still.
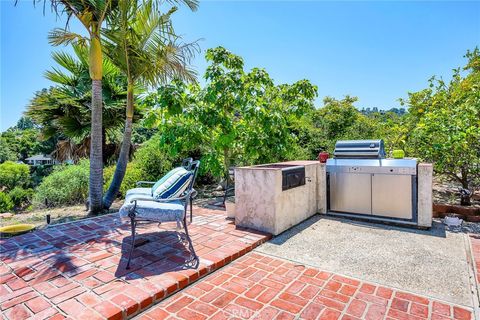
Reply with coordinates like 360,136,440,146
1,1,479,131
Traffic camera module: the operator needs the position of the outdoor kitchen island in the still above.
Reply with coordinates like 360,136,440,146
235,161,327,235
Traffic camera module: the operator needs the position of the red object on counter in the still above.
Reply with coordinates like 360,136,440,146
318,151,329,163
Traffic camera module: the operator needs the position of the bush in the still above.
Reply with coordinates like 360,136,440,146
0,192,14,212
8,187,33,208
33,160,89,208
104,163,145,196
0,161,30,191
133,135,175,181
30,164,55,187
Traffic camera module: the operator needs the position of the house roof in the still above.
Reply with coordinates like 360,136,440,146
25,154,53,161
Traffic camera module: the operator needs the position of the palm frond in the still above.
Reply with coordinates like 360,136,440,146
163,0,199,12
48,28,88,46
28,39,129,147
44,67,76,86
103,0,200,87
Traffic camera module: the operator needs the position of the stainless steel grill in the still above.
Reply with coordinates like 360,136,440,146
333,140,386,159
326,140,418,225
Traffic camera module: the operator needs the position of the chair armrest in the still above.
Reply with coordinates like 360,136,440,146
136,181,157,187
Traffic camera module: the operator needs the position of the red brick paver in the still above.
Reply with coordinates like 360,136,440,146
0,207,269,319
136,252,474,320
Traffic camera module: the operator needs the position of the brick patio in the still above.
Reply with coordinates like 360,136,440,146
136,252,475,320
0,207,270,320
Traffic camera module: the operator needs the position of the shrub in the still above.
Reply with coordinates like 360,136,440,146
104,163,145,196
8,187,33,208
0,192,14,212
33,160,89,208
0,161,30,191
133,135,175,181
30,164,55,187
120,164,145,195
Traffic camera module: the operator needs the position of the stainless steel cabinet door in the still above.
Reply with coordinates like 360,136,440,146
330,173,372,214
371,174,412,219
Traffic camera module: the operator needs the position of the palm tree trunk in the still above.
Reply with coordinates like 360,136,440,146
89,79,104,213
89,33,104,214
103,84,134,209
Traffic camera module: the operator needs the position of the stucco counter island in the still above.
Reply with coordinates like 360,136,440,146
235,161,326,235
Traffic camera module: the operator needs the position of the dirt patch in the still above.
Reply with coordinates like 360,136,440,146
433,176,480,207
0,200,122,228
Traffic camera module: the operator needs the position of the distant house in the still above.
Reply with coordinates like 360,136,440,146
25,154,59,166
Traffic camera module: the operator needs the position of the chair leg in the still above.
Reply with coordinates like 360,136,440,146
126,217,136,270
190,197,193,223
183,214,197,260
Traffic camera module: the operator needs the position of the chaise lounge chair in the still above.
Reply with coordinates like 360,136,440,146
119,160,200,269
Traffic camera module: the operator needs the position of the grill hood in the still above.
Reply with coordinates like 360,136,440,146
333,140,386,159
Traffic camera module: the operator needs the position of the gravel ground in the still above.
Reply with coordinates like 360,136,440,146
256,214,476,307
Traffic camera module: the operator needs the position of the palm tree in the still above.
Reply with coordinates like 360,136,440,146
101,0,199,208
45,0,116,213
26,45,131,163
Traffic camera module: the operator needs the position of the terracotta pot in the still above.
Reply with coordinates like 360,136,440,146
318,152,329,163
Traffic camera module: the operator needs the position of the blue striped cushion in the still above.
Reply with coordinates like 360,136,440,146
152,167,193,199
151,167,184,196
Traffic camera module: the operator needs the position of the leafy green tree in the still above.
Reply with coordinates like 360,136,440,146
0,117,48,161
404,49,480,204
318,96,359,140
147,47,318,180
307,96,361,153
0,138,17,163
101,0,198,208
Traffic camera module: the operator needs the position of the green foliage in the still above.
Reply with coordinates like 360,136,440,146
404,48,480,193
33,160,90,208
30,165,56,187
131,135,176,181
104,162,145,196
0,138,17,163
145,47,318,179
105,163,145,196
103,0,198,87
0,161,31,191
318,96,360,141
0,192,14,213
32,159,145,207
8,187,34,208
26,44,130,163
295,97,404,159
0,117,52,162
